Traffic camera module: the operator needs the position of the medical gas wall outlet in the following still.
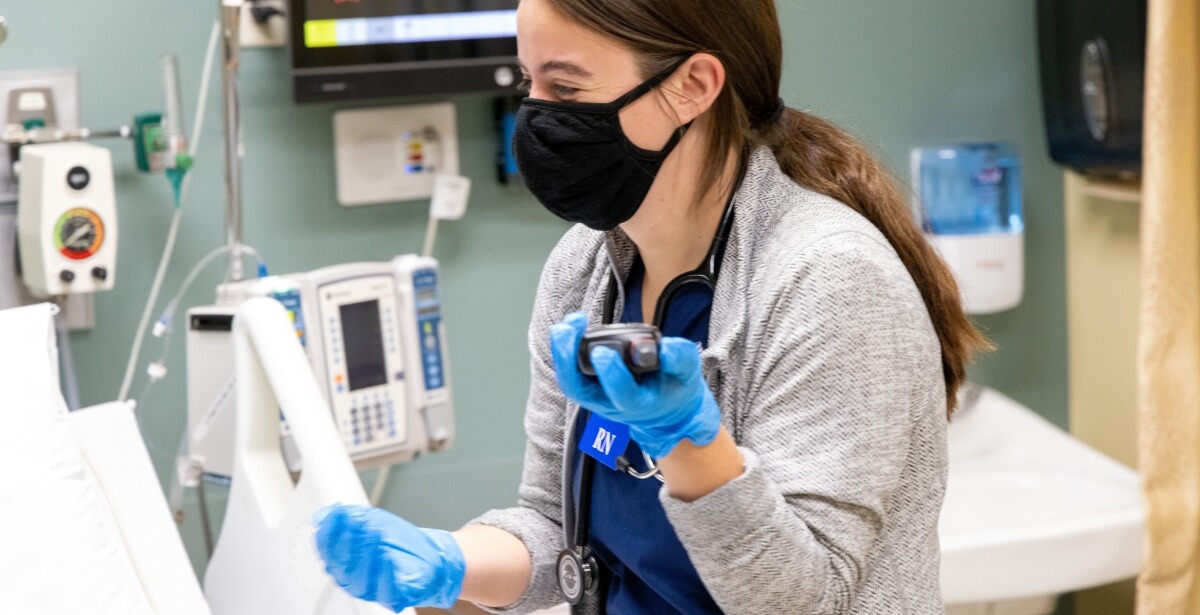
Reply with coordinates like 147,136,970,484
0,68,81,203
17,142,117,297
334,102,460,206
912,143,1024,315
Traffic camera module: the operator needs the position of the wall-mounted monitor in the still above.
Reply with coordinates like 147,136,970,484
290,0,521,103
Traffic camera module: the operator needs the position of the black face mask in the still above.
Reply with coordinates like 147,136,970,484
513,57,691,231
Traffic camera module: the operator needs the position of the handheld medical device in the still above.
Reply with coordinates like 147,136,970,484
186,255,453,478
578,323,661,378
16,142,118,297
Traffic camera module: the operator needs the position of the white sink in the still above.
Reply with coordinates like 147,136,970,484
939,386,1144,606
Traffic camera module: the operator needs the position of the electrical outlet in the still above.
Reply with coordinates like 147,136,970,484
0,69,80,203
240,0,288,48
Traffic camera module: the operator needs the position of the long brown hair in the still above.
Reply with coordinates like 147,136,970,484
546,0,991,416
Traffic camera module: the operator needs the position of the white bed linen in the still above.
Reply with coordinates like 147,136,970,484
0,303,155,615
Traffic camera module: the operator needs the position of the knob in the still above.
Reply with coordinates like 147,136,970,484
59,270,75,283
66,166,90,191
91,266,108,281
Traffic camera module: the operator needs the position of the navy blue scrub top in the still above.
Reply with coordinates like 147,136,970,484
571,257,724,614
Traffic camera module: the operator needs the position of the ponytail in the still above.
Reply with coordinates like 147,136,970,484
759,108,993,417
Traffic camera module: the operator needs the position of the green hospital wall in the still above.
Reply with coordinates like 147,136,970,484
0,0,1065,586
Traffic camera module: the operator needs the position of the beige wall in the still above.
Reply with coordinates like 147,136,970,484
1066,172,1142,468
1065,171,1142,614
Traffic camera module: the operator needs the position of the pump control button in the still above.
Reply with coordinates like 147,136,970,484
66,166,90,190
91,266,108,280
59,270,75,283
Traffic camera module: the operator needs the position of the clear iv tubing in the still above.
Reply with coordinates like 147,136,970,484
137,243,263,407
55,308,81,412
135,244,262,459
155,243,263,338
117,21,220,403
151,243,261,547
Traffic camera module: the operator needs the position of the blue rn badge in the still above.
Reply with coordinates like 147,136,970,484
579,413,632,470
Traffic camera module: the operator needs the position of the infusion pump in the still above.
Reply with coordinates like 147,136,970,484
186,255,453,478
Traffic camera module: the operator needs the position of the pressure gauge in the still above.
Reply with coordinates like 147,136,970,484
54,207,105,260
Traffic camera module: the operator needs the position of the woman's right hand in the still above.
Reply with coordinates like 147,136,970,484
313,504,466,612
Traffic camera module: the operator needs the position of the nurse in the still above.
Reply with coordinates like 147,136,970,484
313,0,990,613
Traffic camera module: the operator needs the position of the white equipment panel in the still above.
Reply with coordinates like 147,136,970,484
203,298,406,615
17,142,117,297
313,273,408,456
333,102,459,206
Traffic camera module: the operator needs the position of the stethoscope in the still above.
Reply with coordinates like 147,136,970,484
557,168,743,609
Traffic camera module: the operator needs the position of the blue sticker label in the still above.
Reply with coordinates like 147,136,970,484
578,413,631,470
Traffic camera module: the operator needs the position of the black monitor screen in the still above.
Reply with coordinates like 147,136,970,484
290,0,520,101
340,300,388,392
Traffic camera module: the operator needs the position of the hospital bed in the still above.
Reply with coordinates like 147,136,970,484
0,300,408,615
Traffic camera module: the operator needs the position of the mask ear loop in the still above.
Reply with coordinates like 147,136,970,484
612,55,697,177
610,54,695,109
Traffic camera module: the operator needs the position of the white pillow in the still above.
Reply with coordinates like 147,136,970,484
0,304,155,615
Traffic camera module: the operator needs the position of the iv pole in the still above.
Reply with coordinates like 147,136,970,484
220,0,245,282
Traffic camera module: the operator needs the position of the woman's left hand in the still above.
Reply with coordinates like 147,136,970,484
549,313,721,459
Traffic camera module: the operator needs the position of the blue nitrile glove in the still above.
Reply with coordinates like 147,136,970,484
549,312,619,415
312,503,465,612
549,313,722,459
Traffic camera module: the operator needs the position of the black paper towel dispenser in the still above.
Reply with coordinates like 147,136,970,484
1037,0,1147,178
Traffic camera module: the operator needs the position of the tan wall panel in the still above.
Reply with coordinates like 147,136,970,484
1065,172,1142,470
1065,171,1141,614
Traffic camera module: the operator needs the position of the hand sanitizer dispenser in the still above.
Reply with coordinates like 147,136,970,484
911,143,1024,314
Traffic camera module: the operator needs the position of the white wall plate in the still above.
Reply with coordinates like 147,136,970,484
333,102,459,206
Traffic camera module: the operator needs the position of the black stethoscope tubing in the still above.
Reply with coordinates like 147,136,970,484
568,162,744,551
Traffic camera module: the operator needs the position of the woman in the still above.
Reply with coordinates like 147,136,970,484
313,0,988,612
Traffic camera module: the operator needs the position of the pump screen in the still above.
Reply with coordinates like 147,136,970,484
340,300,388,391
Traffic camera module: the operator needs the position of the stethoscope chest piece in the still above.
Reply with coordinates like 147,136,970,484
558,548,601,605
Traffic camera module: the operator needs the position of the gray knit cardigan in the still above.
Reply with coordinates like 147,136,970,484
470,147,948,614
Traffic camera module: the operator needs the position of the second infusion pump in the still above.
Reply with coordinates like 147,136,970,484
186,255,453,477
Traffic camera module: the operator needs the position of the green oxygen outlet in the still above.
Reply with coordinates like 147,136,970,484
22,118,46,131
133,113,167,173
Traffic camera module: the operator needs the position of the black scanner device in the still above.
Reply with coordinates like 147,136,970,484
578,323,662,378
